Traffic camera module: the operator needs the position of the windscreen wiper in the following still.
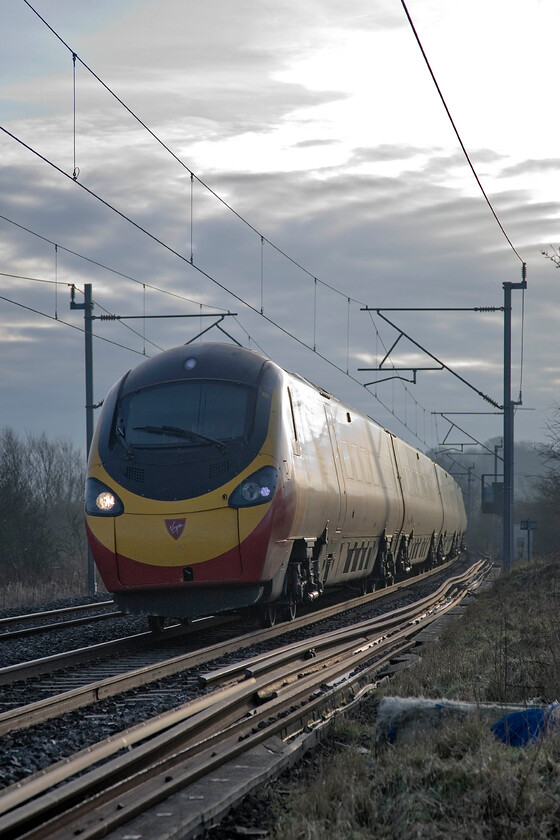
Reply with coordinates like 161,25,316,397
133,425,227,453
116,425,134,459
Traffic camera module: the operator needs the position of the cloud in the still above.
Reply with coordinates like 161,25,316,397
292,138,340,150
2,0,560,454
500,158,560,178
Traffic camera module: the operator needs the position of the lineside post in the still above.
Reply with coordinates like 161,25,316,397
70,282,96,594
502,267,527,572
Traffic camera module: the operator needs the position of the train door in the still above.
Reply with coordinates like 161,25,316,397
324,404,347,532
287,385,345,534
432,462,446,535
387,434,409,556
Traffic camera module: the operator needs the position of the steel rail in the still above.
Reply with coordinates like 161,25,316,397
0,560,489,839
0,601,115,629
0,614,233,688
200,563,481,686
0,556,458,687
0,610,123,641
0,557,466,735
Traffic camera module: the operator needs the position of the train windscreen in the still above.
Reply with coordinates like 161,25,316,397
120,380,251,447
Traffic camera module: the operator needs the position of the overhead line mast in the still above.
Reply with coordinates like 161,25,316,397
502,266,527,572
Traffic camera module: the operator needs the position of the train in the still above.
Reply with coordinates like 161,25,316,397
85,342,467,629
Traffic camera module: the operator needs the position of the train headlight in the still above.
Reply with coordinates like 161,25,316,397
85,478,124,517
228,466,278,508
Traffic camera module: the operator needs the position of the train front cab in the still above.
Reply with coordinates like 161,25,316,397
85,346,298,621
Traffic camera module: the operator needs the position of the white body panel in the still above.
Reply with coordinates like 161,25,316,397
278,370,466,585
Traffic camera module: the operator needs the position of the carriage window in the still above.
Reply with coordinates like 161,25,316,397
121,381,251,446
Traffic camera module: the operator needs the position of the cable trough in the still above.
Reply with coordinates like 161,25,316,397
0,559,489,840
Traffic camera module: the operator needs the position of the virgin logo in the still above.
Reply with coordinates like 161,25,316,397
165,519,186,540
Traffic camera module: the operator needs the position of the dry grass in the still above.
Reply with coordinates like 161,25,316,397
271,716,560,839
386,557,560,704
0,571,89,612
261,556,560,839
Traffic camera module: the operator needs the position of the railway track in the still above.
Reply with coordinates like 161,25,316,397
0,556,464,732
0,556,491,840
0,614,241,732
0,600,122,640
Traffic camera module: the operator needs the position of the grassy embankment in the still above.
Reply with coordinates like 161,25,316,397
0,574,91,612
254,557,560,839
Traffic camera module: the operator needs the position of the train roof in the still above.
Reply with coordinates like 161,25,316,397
120,343,275,393
119,345,439,467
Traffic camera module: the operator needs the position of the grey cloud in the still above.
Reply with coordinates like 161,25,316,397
500,158,560,178
1,0,557,451
292,139,340,149
350,144,430,164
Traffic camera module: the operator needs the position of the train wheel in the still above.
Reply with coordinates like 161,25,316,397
148,615,166,633
360,578,374,595
283,598,297,621
258,604,277,628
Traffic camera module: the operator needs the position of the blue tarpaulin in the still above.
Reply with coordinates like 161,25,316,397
492,704,559,747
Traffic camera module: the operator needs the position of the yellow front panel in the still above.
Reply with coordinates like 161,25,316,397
115,506,241,568
86,514,115,553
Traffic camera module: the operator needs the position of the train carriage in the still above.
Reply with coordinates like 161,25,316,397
85,343,467,626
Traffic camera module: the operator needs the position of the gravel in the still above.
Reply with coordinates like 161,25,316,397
0,596,150,669
0,560,474,791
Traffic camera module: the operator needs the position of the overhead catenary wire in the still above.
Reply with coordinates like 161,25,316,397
5,0,526,452
0,213,231,312
21,6,524,318
0,264,269,367
72,52,79,181
22,0,525,304
21,0,334,296
54,243,58,318
399,0,525,265
1,271,165,352
0,200,450,447
0,240,440,449
0,293,150,356
0,139,493,454
0,268,163,351
0,126,438,448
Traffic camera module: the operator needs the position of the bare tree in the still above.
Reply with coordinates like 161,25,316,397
0,429,86,582
529,406,560,554
542,246,560,269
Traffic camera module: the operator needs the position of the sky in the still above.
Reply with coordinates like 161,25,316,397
1,0,560,464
